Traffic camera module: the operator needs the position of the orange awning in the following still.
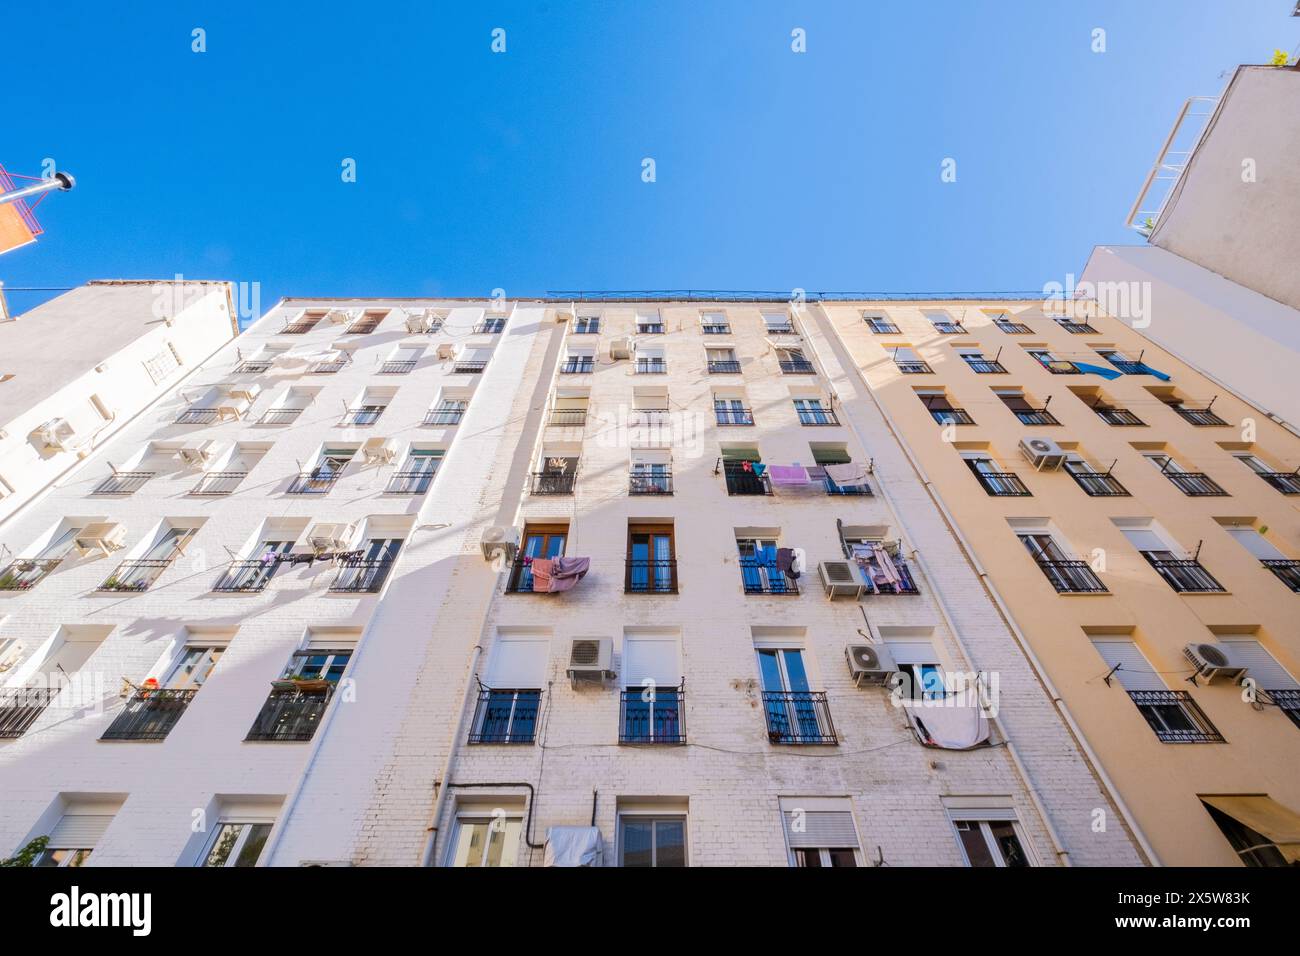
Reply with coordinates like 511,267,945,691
0,202,37,255
1202,795,1300,863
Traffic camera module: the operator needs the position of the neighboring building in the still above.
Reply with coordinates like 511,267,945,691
830,299,1300,866
0,281,239,525
1083,64,1300,427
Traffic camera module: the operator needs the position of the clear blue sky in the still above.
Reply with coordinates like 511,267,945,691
3,1,1296,322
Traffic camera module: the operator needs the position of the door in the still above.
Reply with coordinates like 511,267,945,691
737,538,785,592
757,648,822,741
401,449,442,492
518,525,566,591
310,448,355,488
231,539,293,590
166,646,224,689
628,527,675,592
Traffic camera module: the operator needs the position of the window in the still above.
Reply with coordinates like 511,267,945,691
1142,451,1227,496
994,389,1058,425
447,813,523,867
714,395,753,425
344,309,386,335
290,446,355,494
1064,456,1129,496
700,311,730,334
630,450,672,495
1121,524,1225,593
1026,349,1079,374
962,453,1031,496
1018,531,1107,592
762,312,795,334
1223,526,1300,592
886,641,944,701
627,525,676,593
380,346,421,374
757,647,835,744
99,525,198,592
634,348,666,373
387,447,442,494
1094,348,1151,375
339,390,390,426
532,453,577,495
706,347,740,373
281,310,325,334
246,645,351,741
33,812,116,867
0,525,81,591
214,538,293,592
863,312,899,334
777,347,815,374
1201,797,1300,867
721,449,767,495
201,822,272,868
509,524,567,592
167,645,225,689
842,536,918,593
635,311,664,334
926,311,965,334
1235,454,1300,494
572,315,600,334
619,815,687,867
621,633,684,743
890,347,931,374
561,350,594,373
426,397,467,426
781,800,861,867
1220,639,1300,728
471,636,547,744
329,537,401,592
475,315,506,334
793,398,838,426
738,538,796,594
951,817,1031,867
1092,639,1223,743
990,312,1032,334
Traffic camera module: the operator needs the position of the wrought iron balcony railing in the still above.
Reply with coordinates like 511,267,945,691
1105,358,1150,375
963,359,1007,374
1034,559,1108,593
973,471,1032,496
740,558,799,595
452,360,488,374
1056,321,1099,334
894,360,932,374
995,321,1033,334
98,559,173,593
175,407,220,424
715,408,755,426
329,558,395,593
190,471,246,496
468,688,540,743
280,321,319,334
796,408,840,426
424,408,466,425
1141,554,1226,593
1036,360,1081,374
101,688,197,741
531,471,576,495
0,687,57,739
0,558,63,591
547,409,587,426
1128,690,1224,743
1013,408,1060,426
765,324,796,335
1068,471,1130,496
707,360,742,373
235,359,274,373
1261,559,1300,592
560,358,594,373
932,322,966,334
258,407,305,425
339,407,385,426
780,359,817,374
309,358,350,374
287,472,340,494
930,408,975,425
94,471,155,495
1165,472,1228,496
701,324,731,335
1170,405,1227,426
379,360,416,374
629,409,671,426
629,471,673,495
620,687,686,744
823,474,872,496
385,470,436,495
625,558,678,593
213,559,279,593
866,320,900,334
761,691,837,745
635,360,667,374
1253,471,1300,495
636,323,665,335
344,320,382,335
1095,406,1145,426
245,685,334,741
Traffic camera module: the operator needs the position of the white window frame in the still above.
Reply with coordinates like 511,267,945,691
445,812,524,868
198,820,274,868
949,815,1033,867
616,811,689,867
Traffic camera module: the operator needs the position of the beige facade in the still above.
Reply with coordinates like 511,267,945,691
829,299,1300,866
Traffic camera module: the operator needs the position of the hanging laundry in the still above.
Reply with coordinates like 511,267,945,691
911,703,990,750
549,556,590,592
805,466,827,481
1140,365,1171,382
769,465,810,486
741,460,753,472
750,462,767,478
1072,362,1123,380
824,462,871,488
775,547,796,578
529,557,554,592
871,544,904,587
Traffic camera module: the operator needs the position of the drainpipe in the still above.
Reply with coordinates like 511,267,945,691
805,302,1158,866
420,641,487,867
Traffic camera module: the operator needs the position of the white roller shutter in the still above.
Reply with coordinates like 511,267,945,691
623,638,680,687
484,639,549,689
49,814,113,849
782,810,859,849
1225,528,1284,560
1222,640,1298,690
1092,640,1166,692
885,641,938,665
1121,529,1168,553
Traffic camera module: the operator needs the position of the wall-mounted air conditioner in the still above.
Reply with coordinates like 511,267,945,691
481,525,520,562
307,522,356,552
845,643,898,687
361,437,399,465
1018,436,1067,471
31,418,77,452
325,308,353,325
609,337,633,360
405,311,433,334
73,522,128,557
435,343,457,361
1183,643,1249,683
226,382,262,403
554,310,574,323
567,638,615,686
819,560,864,599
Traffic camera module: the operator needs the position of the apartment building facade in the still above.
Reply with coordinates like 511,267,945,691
828,299,1300,866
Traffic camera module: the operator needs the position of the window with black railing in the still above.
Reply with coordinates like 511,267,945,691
244,684,333,742
560,357,594,374
384,469,434,495
1065,465,1130,497
329,556,396,593
994,320,1033,334
235,360,274,374
962,357,1007,374
1262,559,1300,592
965,460,1031,496
213,559,279,592
1167,404,1228,427
100,688,197,741
1054,320,1099,334
425,403,467,426
176,407,220,424
932,322,966,334
0,687,57,739
288,471,341,494
635,358,667,374
1128,690,1224,743
1140,552,1226,593
1093,405,1144,426
474,318,507,334
1033,559,1108,593
281,318,322,334
625,557,677,593
1028,352,1081,374
739,556,798,594
708,360,742,373
865,318,900,334
894,360,932,374
1013,407,1060,426
794,402,839,426
1165,471,1229,497
629,468,673,495
572,317,600,334
620,686,686,744
93,471,155,495
468,688,541,743
702,323,731,335
1266,689,1300,729
1252,471,1300,495
1096,352,1149,375
761,691,836,745
722,460,769,495
629,409,670,427
531,468,576,495
0,558,63,591
452,359,488,374
548,408,587,426
823,469,873,496
780,358,817,374
338,406,385,426
98,559,173,593
714,404,754,426
930,408,975,425
190,472,246,496
309,356,350,374
259,407,305,425
380,360,417,374
637,323,665,335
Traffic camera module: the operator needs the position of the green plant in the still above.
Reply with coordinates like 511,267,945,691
0,836,49,867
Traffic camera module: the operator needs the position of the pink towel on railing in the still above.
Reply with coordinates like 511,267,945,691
548,556,590,592
768,465,810,486
530,557,554,592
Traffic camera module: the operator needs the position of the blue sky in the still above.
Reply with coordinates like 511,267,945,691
3,1,1296,322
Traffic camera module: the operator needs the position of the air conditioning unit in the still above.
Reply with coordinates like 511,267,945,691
216,396,252,421
481,525,520,562
554,310,574,323
567,638,615,686
405,312,432,334
435,343,457,361
1019,436,1067,471
177,441,217,467
361,436,399,465
1183,643,1249,683
31,418,77,451
846,643,898,687
325,308,353,325
609,337,633,360
73,522,128,557
226,382,262,403
819,560,864,599
307,522,355,552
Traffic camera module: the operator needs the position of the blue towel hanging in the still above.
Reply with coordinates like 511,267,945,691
1072,361,1123,380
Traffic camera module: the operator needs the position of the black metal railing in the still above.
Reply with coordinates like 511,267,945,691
548,409,587,426
259,407,305,425
629,410,671,426
213,560,279,593
560,358,594,373
101,688,197,741
175,407,220,424
1129,690,1224,744
380,360,417,374
505,559,544,593
823,474,872,496
1166,472,1228,496
98,559,173,593
620,687,686,744
1056,321,1099,334
190,471,246,496
766,324,797,335
288,472,340,494
531,471,576,495
740,558,799,595
866,321,900,334
796,408,840,426
715,408,755,426
625,558,678,593
1142,555,1226,593
1095,406,1144,426
707,360,742,373
1255,471,1300,495
1104,358,1149,374
761,691,836,745
1013,408,1060,426
424,408,466,425
93,471,155,495
932,323,966,334
629,471,673,495
861,557,920,594
930,408,975,425
637,323,665,335
473,321,506,334
1068,471,1130,496
780,359,817,374
963,359,1007,374
723,462,770,495
995,321,1033,334
973,471,1032,496
635,359,667,374
1035,559,1108,593
1261,559,1300,592
0,687,57,739
453,360,488,373
0,558,63,591
329,559,395,593
894,360,932,374
236,359,275,373
344,320,382,335
309,358,350,374
1170,406,1227,427
339,407,384,426
245,686,333,741
385,471,436,494
281,321,319,334
468,689,541,743
702,324,731,335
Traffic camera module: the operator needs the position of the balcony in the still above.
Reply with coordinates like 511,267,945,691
861,556,919,594
1170,405,1227,427
1261,559,1300,592
740,558,798,595
823,473,872,496
505,559,545,593
1253,471,1300,495
866,320,900,334
425,407,466,426
1141,554,1226,593
625,558,678,593
379,360,416,374
0,687,57,739
98,559,172,593
780,359,817,374
1128,690,1224,743
175,407,220,425
287,472,339,494
620,687,686,744
722,462,770,495
245,685,333,741
766,324,796,335
635,359,667,374
329,558,395,593
963,359,1007,374
468,688,540,743
1056,321,1099,334
344,319,382,335
560,358,594,374
1034,559,1108,593
338,407,384,427
972,471,1032,496
1095,406,1144,426
547,409,587,427
1036,360,1081,375
629,471,673,495
761,691,837,745
707,360,742,374
213,560,278,593
1013,408,1060,426
531,471,576,495
258,407,305,425
715,407,755,426
995,321,1033,334
930,408,975,425
932,322,966,334
280,320,319,334
1165,472,1228,496
100,688,197,741
93,471,155,495
385,470,436,495
1067,471,1130,497
894,361,932,374
190,471,246,496
636,323,665,335
452,360,488,374
796,408,840,426
0,558,63,591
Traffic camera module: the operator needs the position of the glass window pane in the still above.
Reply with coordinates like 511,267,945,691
452,821,487,867
233,824,271,867
956,821,996,867
203,824,242,867
988,822,1029,867
654,819,687,867
621,819,654,867
827,848,858,867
